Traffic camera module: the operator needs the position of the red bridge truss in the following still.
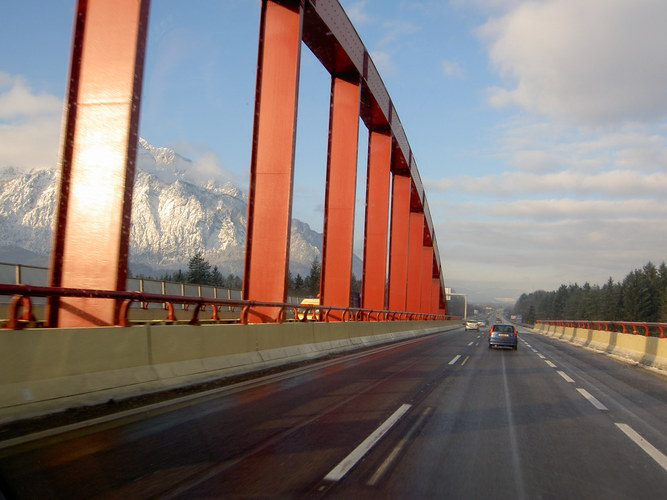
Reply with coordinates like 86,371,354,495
39,0,448,327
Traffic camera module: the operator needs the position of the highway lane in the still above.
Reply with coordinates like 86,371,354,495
0,325,665,498
328,328,667,499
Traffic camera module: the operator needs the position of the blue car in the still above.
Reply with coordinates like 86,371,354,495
489,324,518,350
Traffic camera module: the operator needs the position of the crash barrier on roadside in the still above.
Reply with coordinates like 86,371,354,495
0,283,453,329
0,320,460,422
533,320,667,372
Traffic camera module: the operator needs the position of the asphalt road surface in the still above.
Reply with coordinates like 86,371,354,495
1,325,666,499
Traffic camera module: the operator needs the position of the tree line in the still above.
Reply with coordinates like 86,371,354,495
134,252,362,300
287,259,362,301
513,261,667,324
133,251,243,289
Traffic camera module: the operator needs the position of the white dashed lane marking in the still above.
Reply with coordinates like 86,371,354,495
324,404,412,482
577,388,608,411
615,423,667,472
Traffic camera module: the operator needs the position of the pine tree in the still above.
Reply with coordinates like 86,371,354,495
304,258,321,296
294,274,304,291
187,251,211,285
210,265,224,286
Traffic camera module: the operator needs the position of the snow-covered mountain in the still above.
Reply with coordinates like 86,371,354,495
0,139,324,278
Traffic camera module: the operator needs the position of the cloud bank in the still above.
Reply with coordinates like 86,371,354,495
429,0,667,302
481,0,667,126
0,73,62,171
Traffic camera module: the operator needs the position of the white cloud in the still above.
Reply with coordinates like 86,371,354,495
434,197,667,301
343,1,373,25
0,73,62,120
488,198,667,220
369,50,397,76
377,20,419,48
0,73,62,171
442,59,464,78
480,0,667,125
427,168,667,198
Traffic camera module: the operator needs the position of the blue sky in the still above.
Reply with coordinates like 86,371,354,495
2,0,666,304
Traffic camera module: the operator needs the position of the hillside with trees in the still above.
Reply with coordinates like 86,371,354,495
513,262,667,324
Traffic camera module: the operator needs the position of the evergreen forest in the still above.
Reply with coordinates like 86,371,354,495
513,262,667,324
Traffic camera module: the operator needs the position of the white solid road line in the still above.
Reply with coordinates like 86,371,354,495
576,388,608,411
615,423,667,472
367,407,433,486
449,355,462,365
324,403,412,482
557,370,575,383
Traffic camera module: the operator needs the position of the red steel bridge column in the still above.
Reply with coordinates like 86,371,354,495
438,286,447,316
320,76,361,320
47,0,150,327
432,268,445,315
421,227,434,314
387,173,411,311
243,0,303,322
361,130,391,311
406,209,424,313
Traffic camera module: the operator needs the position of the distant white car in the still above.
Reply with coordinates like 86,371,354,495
465,320,479,331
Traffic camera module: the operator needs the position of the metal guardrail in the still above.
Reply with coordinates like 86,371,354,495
1,283,456,329
535,320,666,338
0,261,303,309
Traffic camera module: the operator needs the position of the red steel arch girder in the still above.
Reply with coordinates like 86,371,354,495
301,0,445,317
46,0,446,326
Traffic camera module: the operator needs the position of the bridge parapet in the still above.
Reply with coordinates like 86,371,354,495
535,319,666,338
1,283,456,330
0,319,460,421
533,320,667,373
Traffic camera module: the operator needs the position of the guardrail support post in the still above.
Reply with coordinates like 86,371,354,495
47,0,150,327
320,75,361,320
243,0,304,323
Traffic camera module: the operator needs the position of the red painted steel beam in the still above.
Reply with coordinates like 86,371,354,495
406,210,424,312
420,245,433,312
290,1,448,317
431,278,440,315
47,0,150,327
361,130,391,310
387,173,411,311
420,223,434,313
243,0,304,323
320,75,361,319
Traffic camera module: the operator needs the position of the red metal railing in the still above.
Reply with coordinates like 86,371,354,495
1,283,456,330
535,319,666,338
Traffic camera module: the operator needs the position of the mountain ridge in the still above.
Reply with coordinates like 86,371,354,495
0,139,332,279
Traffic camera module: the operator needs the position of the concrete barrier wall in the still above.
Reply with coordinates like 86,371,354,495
0,320,459,422
533,323,667,372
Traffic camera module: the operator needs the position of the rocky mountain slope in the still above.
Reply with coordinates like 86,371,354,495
0,139,324,278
